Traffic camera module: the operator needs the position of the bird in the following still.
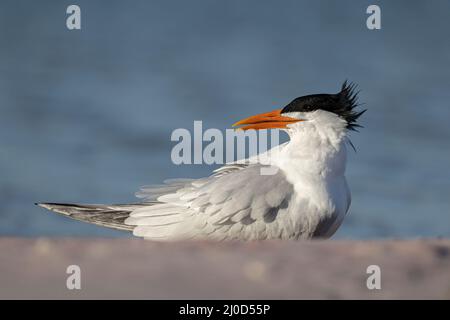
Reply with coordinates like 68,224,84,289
37,81,365,241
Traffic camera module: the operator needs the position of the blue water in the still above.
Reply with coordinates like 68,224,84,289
0,0,449,238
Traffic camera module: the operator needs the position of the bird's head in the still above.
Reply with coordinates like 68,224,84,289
233,81,366,134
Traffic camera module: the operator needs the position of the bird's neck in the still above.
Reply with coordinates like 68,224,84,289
275,123,348,180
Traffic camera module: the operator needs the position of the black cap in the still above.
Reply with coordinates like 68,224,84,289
281,81,366,130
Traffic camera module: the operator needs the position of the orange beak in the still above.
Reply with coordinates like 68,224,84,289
232,109,303,131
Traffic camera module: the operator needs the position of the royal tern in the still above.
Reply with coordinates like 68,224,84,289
37,81,365,240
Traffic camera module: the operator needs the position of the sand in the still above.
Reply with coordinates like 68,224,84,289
0,238,449,299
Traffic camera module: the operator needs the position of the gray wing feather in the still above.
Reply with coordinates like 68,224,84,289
36,202,144,231
38,163,300,240
127,164,296,240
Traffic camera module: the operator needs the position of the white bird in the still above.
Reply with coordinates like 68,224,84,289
37,81,365,241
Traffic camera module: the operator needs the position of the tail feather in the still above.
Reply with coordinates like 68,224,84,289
36,202,144,231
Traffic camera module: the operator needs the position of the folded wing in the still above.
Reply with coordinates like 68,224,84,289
126,164,297,240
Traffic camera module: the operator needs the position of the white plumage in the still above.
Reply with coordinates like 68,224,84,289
38,82,364,241
124,110,351,240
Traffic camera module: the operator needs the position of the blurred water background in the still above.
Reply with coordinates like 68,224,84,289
0,0,449,238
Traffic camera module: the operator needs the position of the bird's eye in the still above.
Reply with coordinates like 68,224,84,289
303,105,314,111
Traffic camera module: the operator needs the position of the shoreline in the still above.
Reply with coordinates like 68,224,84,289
1,237,449,299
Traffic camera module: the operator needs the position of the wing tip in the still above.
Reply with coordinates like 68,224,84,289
35,202,76,216
35,202,51,209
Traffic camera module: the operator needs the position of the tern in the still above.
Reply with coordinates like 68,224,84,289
37,81,365,240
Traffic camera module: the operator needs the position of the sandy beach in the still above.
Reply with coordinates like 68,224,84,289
1,238,449,299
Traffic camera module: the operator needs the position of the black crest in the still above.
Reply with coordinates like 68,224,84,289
281,81,366,130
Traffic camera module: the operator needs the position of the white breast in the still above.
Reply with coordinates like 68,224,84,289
270,112,352,238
